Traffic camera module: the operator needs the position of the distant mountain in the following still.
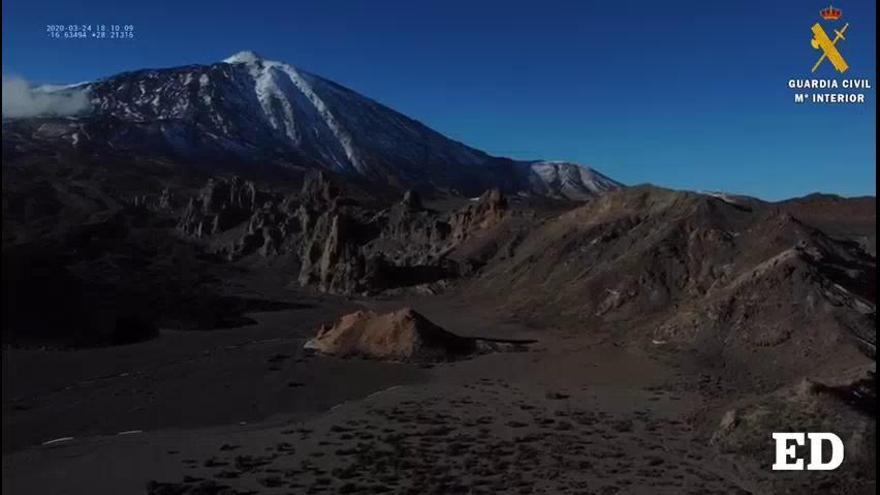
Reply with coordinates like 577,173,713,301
2,51,621,200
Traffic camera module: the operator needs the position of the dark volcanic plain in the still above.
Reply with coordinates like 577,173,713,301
2,149,876,495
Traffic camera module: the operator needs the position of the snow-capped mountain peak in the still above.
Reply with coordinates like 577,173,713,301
6,54,622,200
223,50,266,65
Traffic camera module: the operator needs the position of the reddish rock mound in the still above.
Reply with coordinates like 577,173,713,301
305,308,477,361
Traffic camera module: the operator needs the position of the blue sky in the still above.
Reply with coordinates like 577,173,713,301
2,0,876,200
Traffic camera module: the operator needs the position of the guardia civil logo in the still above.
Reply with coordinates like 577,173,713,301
787,4,872,104
810,5,849,73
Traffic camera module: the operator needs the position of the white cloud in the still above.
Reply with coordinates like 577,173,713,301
2,75,91,118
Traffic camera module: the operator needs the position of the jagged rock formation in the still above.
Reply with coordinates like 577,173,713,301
298,211,369,294
234,200,300,258
173,172,513,294
173,176,303,260
294,179,511,294
295,172,371,293
304,308,477,361
178,176,267,237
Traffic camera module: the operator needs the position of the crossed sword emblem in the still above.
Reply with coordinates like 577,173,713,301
811,22,849,73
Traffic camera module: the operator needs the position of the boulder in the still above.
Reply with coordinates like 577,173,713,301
304,308,477,361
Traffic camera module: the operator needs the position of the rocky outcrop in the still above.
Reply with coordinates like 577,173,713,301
175,176,306,260
178,177,267,237
299,211,369,294
174,173,514,294
293,175,512,295
449,188,507,242
363,187,509,266
304,308,477,361
295,173,370,293
230,201,300,258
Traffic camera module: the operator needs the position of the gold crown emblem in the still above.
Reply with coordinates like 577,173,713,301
820,5,842,20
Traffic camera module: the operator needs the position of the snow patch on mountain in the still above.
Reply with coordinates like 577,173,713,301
277,64,366,173
523,161,623,200
220,51,401,173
